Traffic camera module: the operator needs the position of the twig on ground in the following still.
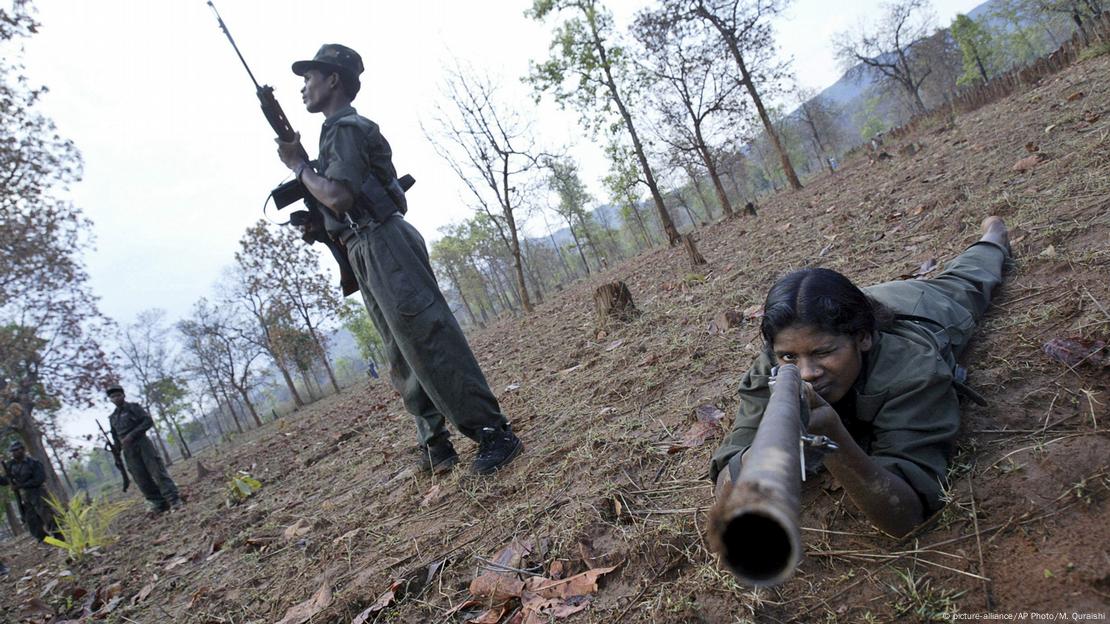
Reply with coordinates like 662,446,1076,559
1082,285,1110,323
967,470,993,610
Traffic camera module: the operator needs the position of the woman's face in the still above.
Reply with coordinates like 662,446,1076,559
771,324,872,404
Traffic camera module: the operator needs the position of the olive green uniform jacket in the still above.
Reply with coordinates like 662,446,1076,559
317,106,508,445
1,455,56,540
710,243,1005,513
110,401,180,510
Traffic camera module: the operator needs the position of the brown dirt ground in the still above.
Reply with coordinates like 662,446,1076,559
3,53,1110,624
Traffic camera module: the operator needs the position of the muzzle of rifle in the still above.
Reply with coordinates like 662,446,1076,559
709,363,803,587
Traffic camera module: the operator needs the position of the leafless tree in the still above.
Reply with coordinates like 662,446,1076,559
119,309,193,462
835,0,938,115
178,299,266,429
234,222,343,394
794,87,846,174
427,67,549,313
634,6,743,217
683,0,803,190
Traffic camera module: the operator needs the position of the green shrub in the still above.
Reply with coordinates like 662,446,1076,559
226,471,263,506
43,494,131,561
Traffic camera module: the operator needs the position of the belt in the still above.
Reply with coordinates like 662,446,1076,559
336,211,399,246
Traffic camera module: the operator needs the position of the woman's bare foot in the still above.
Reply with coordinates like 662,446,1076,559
980,216,1010,256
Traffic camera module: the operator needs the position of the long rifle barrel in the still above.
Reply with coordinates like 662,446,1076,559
709,364,804,587
206,0,261,90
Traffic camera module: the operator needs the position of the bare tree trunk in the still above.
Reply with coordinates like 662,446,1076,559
220,388,244,433
628,205,655,249
276,363,305,408
149,420,174,465
688,171,715,221
499,256,523,306
317,346,341,394
494,260,522,310
45,438,74,494
676,195,699,230
563,217,592,275
545,224,575,282
585,12,680,245
685,118,734,218
683,233,707,266
165,412,192,459
13,402,67,504
503,196,533,313
468,257,503,315
4,497,23,536
445,265,479,326
697,141,734,218
576,217,607,269
705,11,802,190
520,247,546,304
235,386,263,428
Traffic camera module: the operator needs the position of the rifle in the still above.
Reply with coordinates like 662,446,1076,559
96,420,130,492
707,364,839,587
206,1,361,296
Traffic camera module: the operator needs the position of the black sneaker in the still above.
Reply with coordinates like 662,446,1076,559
417,436,459,475
472,425,523,475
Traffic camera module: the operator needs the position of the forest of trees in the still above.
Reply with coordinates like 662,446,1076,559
1,0,1102,528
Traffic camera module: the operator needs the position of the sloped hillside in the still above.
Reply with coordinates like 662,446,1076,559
3,52,1108,624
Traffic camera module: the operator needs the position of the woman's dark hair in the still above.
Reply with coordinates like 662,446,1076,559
759,268,891,356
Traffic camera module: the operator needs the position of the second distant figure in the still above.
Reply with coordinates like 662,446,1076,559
106,385,181,513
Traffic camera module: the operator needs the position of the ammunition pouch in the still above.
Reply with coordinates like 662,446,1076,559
269,169,415,298
351,172,415,224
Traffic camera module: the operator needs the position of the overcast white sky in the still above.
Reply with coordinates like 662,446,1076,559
15,0,983,440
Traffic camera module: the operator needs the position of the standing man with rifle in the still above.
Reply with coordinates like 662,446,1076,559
106,386,181,513
272,44,524,475
0,440,58,542
96,419,130,493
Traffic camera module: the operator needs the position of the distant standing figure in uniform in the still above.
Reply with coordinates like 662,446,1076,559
711,217,1010,537
274,44,523,475
106,386,181,513
0,440,58,541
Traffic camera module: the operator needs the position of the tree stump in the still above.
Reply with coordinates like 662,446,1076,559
594,281,638,327
195,460,216,482
682,234,707,266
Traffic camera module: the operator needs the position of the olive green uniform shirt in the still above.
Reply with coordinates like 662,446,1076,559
710,243,1005,514
316,105,397,237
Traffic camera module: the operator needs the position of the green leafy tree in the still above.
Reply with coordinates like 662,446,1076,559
339,301,384,364
951,14,995,85
431,228,486,327
1,2,112,501
528,0,681,246
546,158,604,273
603,142,657,250
856,92,888,141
